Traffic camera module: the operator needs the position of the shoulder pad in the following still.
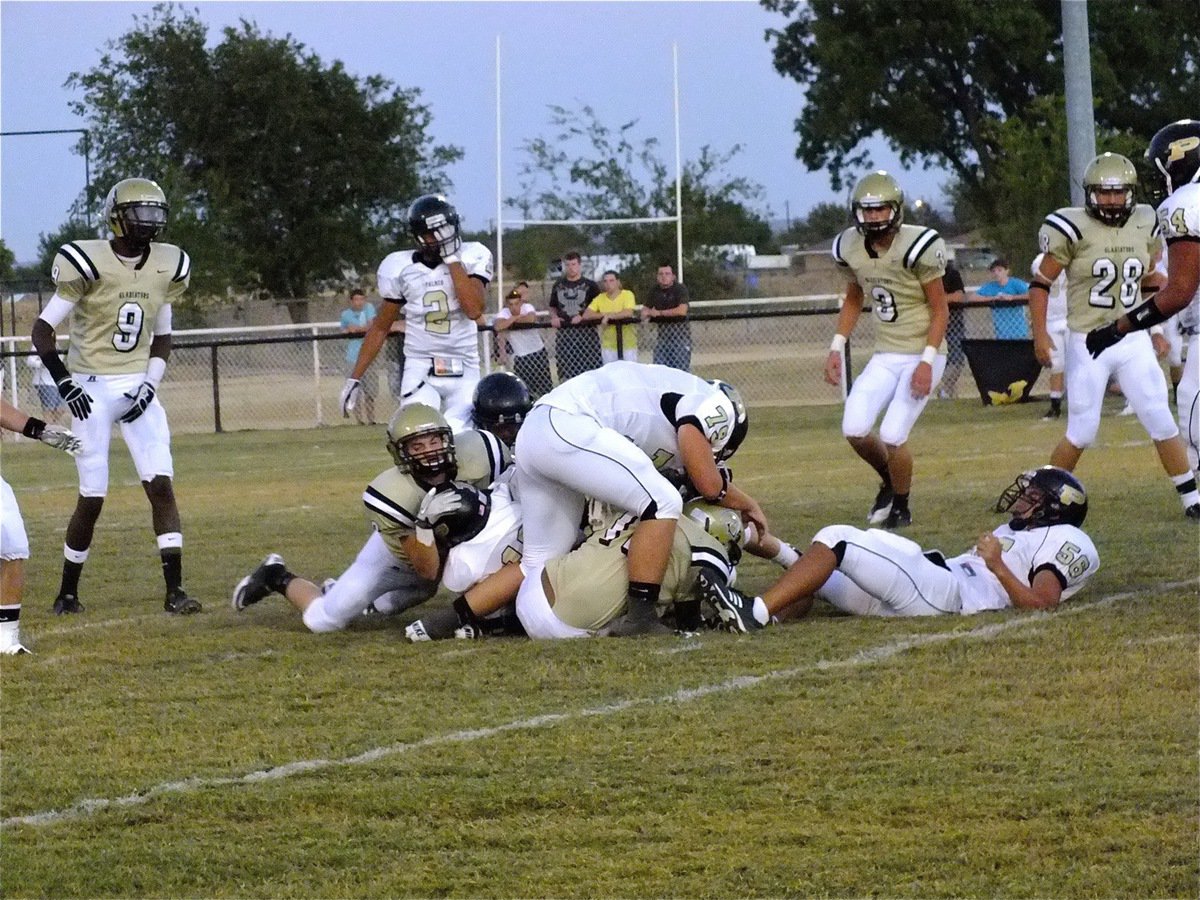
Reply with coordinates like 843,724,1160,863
461,242,494,281
902,227,942,270
454,429,510,486
159,245,191,283
362,468,424,527
1042,208,1085,244
53,241,101,283
831,228,855,267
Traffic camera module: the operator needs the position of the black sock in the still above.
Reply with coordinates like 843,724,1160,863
160,548,183,594
269,568,295,595
1049,397,1061,411
892,492,910,513
673,599,702,631
627,581,661,620
875,466,893,489
59,561,84,598
453,595,483,628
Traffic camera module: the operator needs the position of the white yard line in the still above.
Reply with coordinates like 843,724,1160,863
3,581,1194,830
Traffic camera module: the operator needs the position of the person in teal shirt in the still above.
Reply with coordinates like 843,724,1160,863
971,258,1030,339
340,289,377,424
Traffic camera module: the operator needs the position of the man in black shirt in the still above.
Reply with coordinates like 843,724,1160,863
642,261,692,371
938,259,967,398
548,251,602,382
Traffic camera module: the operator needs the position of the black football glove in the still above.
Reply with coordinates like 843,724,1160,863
55,376,93,420
118,381,157,423
1085,322,1124,359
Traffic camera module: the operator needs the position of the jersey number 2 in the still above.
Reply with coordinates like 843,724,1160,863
1089,257,1144,309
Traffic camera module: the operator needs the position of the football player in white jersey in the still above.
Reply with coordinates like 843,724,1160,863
1030,152,1199,520
826,171,950,530
702,467,1097,629
340,194,491,431
231,404,509,633
1087,120,1200,476
512,361,766,637
1031,253,1069,420
30,177,200,615
0,399,82,654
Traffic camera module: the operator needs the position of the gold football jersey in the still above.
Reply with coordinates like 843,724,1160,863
1038,205,1163,332
546,512,732,632
51,239,190,375
831,224,947,354
362,429,510,563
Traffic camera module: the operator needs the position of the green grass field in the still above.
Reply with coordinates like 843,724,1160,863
1,397,1197,898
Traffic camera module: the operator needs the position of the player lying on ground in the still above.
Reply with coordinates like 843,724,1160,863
231,404,508,632
699,467,1098,631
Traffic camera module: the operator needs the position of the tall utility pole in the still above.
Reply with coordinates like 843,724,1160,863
1061,0,1096,206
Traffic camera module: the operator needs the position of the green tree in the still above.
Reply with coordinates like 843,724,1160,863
66,3,461,314
0,240,15,281
508,105,768,298
762,0,1200,219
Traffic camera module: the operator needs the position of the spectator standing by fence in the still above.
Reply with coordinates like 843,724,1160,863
494,282,553,397
548,251,602,382
340,289,377,425
643,262,691,371
583,270,638,364
971,258,1030,339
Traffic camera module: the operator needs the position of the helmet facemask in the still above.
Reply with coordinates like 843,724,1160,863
386,404,457,488
1082,154,1137,227
995,467,1087,531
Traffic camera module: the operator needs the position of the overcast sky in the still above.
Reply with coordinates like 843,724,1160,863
1,1,951,264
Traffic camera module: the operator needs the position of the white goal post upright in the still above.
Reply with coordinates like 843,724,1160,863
493,37,684,309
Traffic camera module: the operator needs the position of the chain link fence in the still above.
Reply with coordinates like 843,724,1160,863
0,298,1053,439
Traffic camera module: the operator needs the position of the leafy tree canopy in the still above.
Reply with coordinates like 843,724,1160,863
763,0,1200,219
66,3,461,303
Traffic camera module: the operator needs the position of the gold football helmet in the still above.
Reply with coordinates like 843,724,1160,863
851,171,904,237
103,177,169,249
386,403,457,486
684,500,746,565
1082,153,1137,227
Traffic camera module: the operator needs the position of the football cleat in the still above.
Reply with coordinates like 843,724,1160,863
1,641,31,655
52,594,84,615
883,507,912,530
165,589,202,615
867,482,894,525
404,607,462,642
696,569,767,634
1185,504,1200,522
231,554,286,611
1041,406,1061,420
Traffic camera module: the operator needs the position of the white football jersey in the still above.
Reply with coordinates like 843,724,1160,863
1158,182,1200,331
441,482,523,594
946,522,1099,614
1031,252,1068,323
534,361,740,470
376,242,493,362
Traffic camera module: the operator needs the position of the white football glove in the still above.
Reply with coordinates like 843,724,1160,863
38,424,83,456
433,224,462,262
339,378,362,416
118,381,157,423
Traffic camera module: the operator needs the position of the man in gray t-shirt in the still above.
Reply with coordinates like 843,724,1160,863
548,251,602,382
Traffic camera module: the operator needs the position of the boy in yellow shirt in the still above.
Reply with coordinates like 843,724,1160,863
583,270,638,363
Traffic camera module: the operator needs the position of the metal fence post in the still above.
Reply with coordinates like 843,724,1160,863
210,344,223,433
312,325,323,427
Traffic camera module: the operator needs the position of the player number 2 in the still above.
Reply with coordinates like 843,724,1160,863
423,290,451,335
112,302,145,352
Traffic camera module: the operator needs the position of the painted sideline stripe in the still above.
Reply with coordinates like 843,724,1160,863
3,581,1193,829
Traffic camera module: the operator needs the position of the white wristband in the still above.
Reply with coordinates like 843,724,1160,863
921,346,938,365
829,334,847,353
145,356,167,387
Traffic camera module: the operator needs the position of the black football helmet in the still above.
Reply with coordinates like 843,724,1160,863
387,403,457,487
424,482,492,548
708,379,749,461
103,177,169,250
995,466,1088,531
1145,119,1200,204
408,194,460,257
472,372,532,448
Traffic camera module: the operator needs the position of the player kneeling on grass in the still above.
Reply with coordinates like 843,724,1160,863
699,467,1098,630
231,404,508,632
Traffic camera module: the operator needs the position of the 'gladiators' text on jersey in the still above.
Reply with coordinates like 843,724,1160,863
832,224,948,354
52,240,190,375
1038,204,1163,333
